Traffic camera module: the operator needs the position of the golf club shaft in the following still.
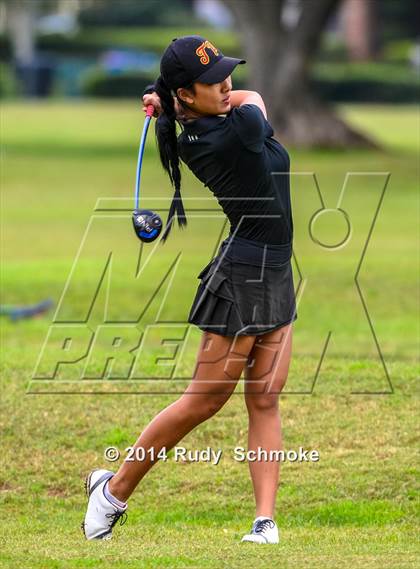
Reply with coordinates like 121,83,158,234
135,104,154,210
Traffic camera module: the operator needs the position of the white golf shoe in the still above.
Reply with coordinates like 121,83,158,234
81,469,128,540
241,516,279,544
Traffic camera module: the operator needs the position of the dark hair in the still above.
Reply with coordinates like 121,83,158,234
154,75,190,243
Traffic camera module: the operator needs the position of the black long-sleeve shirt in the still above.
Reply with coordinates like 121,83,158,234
178,104,293,245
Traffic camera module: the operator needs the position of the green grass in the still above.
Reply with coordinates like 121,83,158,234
0,102,419,568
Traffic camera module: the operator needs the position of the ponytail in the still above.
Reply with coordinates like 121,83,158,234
153,75,187,243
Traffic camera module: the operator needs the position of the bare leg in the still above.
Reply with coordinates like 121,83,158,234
109,331,256,502
243,323,293,519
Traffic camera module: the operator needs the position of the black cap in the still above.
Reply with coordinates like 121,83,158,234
160,35,246,91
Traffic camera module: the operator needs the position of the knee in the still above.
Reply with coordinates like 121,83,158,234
245,393,279,414
180,392,231,422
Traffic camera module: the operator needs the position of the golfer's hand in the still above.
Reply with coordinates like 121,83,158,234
142,93,161,118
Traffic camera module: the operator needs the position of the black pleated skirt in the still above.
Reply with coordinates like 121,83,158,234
187,234,298,337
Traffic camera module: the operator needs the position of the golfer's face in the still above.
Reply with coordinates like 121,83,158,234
190,76,233,115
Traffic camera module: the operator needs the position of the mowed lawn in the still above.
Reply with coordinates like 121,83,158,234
0,101,419,568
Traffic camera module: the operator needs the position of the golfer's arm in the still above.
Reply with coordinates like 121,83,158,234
229,90,267,119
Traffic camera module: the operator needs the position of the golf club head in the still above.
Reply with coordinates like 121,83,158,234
132,209,162,242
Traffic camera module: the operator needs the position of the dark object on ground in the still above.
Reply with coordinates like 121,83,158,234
0,299,54,321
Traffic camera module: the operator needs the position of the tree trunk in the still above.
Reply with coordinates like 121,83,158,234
340,0,379,61
6,0,36,65
223,0,377,148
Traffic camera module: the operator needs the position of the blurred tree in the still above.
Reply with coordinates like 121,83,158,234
377,0,419,41
4,0,37,66
78,0,199,27
2,0,63,96
340,0,379,61
222,0,375,147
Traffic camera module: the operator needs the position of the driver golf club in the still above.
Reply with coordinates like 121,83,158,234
132,104,163,242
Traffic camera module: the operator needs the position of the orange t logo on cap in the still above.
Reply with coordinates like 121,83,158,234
195,40,219,65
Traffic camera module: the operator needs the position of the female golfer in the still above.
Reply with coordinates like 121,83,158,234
82,35,297,545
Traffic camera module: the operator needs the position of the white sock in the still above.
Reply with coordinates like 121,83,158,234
103,480,127,510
